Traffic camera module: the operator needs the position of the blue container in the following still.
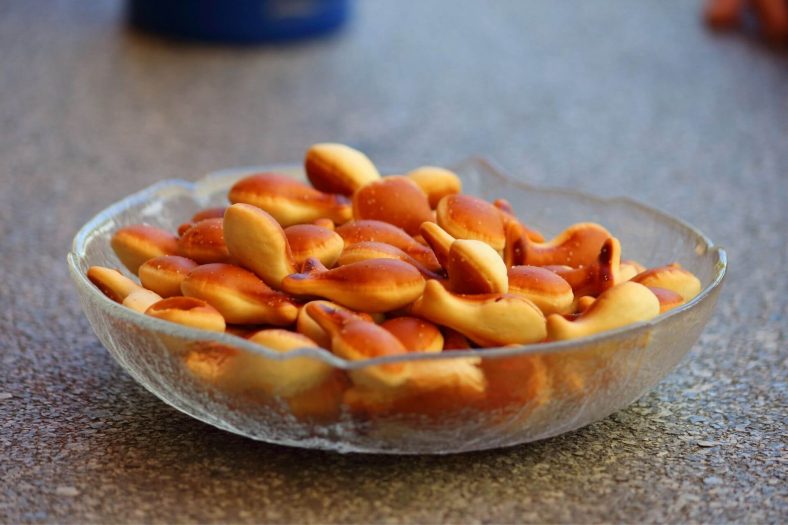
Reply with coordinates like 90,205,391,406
128,0,350,43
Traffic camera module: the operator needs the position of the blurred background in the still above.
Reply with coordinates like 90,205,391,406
2,1,786,208
1,1,786,523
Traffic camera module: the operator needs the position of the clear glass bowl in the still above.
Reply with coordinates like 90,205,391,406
68,158,726,454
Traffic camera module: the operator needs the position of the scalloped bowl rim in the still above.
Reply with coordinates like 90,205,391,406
68,159,727,370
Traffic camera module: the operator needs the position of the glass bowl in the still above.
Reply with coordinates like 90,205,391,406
68,158,726,454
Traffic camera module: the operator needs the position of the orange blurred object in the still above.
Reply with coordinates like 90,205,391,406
704,0,788,44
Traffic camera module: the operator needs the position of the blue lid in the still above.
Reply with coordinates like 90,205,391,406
128,0,350,43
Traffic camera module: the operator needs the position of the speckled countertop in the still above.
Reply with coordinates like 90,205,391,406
1,1,786,523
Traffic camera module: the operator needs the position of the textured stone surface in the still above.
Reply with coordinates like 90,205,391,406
1,0,786,523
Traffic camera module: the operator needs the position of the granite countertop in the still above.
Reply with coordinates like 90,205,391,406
2,1,786,523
